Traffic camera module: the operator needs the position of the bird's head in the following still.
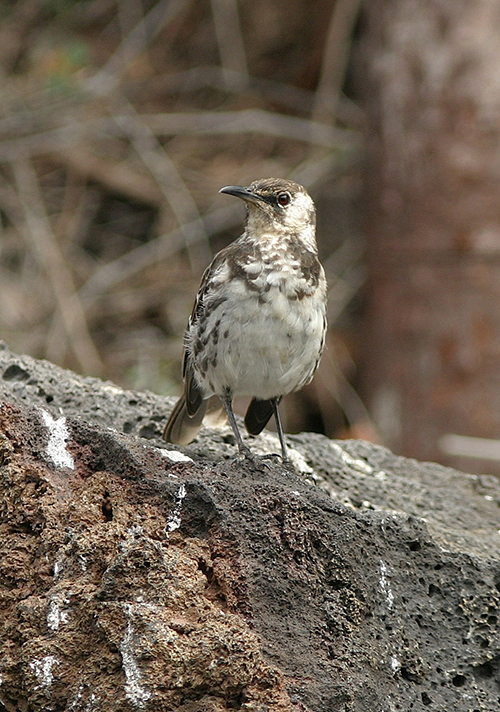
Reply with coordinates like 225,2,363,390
219,178,316,246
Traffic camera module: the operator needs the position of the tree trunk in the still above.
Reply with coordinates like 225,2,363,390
358,0,500,473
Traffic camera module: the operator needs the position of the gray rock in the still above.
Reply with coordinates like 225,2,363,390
0,341,499,711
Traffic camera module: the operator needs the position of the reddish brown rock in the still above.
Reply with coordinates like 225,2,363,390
0,401,298,711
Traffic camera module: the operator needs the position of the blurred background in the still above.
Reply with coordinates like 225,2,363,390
2,0,500,476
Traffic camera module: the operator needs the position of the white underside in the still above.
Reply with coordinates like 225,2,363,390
191,276,326,400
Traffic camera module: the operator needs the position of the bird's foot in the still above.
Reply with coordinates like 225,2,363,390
232,446,277,473
261,453,281,463
261,452,294,470
234,444,254,461
281,457,296,471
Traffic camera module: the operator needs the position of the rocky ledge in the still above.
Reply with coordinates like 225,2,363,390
0,342,499,712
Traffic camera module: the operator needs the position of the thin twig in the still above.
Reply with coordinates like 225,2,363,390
109,96,212,268
78,205,241,305
50,146,164,206
289,146,358,189
117,0,148,70
439,434,500,461
0,124,82,163
0,110,354,166
312,0,362,126
125,67,365,126
314,349,375,430
327,264,366,325
52,168,88,243
130,67,315,112
100,109,354,147
210,0,249,90
323,235,364,278
11,157,102,375
45,171,92,363
87,0,192,95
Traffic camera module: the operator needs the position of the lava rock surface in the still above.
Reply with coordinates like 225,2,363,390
0,342,500,712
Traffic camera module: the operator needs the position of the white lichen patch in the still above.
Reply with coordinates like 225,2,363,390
160,449,193,463
53,559,63,579
166,483,187,535
85,693,100,711
40,409,75,470
329,442,374,475
245,430,280,455
69,683,84,710
391,656,401,674
379,561,394,609
287,447,314,474
120,604,151,708
78,555,88,573
329,442,387,481
29,655,58,691
47,597,70,632
69,684,101,711
101,383,123,395
127,525,144,537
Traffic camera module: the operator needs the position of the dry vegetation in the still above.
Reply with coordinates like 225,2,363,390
0,0,373,438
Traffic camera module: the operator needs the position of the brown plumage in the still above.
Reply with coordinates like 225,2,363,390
163,178,327,462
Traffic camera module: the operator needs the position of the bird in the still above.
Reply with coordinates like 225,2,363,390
163,177,327,463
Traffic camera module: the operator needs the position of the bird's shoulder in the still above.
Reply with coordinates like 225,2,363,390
186,235,250,323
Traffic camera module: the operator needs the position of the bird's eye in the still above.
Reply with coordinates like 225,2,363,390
277,192,291,207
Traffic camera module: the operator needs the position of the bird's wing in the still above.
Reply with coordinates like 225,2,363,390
181,238,251,379
181,248,231,377
184,359,204,417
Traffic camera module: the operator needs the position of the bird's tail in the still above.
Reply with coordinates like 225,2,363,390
163,393,207,445
204,396,227,428
244,397,274,435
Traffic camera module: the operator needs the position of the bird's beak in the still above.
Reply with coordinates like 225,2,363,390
219,185,266,206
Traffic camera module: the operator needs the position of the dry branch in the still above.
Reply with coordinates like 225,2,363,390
127,67,315,113
88,0,193,95
51,146,164,207
11,158,102,376
101,109,355,147
312,0,363,126
0,125,81,164
79,205,241,304
109,96,212,268
126,67,364,127
210,0,249,90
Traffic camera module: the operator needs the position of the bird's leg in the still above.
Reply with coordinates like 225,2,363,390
271,397,290,464
221,391,252,458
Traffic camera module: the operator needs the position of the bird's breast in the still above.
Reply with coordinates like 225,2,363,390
188,263,326,399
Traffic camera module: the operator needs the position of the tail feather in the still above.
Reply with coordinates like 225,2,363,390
244,397,274,436
163,393,207,445
204,396,227,428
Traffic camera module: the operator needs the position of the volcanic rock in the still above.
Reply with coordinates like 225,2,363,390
0,342,499,711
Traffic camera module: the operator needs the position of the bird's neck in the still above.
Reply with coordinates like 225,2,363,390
243,216,318,256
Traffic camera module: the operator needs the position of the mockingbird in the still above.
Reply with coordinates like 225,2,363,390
163,177,327,462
